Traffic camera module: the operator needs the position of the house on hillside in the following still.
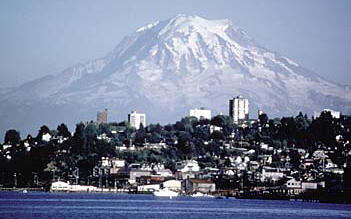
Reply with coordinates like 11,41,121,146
175,160,200,179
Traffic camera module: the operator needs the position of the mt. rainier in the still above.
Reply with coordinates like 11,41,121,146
1,14,350,136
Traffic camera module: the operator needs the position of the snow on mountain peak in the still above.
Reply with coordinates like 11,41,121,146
136,20,160,32
0,14,350,139
158,14,233,39
114,14,255,73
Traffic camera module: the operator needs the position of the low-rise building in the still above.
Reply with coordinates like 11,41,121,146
183,179,216,194
51,181,99,192
285,178,302,195
162,180,182,192
175,160,201,180
51,181,70,192
302,182,318,191
189,108,211,120
137,184,160,192
129,169,151,185
176,160,200,172
261,166,284,182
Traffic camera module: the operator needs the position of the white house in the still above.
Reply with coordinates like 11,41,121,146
42,133,52,142
209,125,222,134
2,144,11,150
189,108,211,120
285,178,302,195
176,160,200,173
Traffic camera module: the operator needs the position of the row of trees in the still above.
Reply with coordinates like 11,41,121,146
0,111,350,188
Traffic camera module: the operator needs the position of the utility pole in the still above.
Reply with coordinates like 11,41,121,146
322,156,325,172
99,168,102,188
13,173,17,188
75,167,79,185
33,173,39,187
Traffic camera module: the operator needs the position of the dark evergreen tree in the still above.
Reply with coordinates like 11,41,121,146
258,113,269,126
57,123,71,138
4,129,21,145
36,125,50,141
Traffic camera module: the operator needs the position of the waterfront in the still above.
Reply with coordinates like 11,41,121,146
0,192,350,218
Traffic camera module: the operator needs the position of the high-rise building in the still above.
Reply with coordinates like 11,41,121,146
97,108,108,124
229,95,249,125
128,111,146,130
189,108,211,120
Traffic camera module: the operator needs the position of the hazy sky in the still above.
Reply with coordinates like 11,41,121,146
0,0,350,88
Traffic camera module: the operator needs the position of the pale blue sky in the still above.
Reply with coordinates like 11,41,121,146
0,0,350,87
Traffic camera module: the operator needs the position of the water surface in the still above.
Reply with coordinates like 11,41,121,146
0,192,350,218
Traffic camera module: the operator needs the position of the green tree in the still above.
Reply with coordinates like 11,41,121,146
57,123,71,138
85,123,98,153
36,125,50,141
72,123,86,154
176,131,192,159
135,124,146,145
211,115,235,137
98,123,111,136
259,113,269,126
4,129,21,145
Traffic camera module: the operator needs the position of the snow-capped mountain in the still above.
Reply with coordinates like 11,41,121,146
1,14,350,137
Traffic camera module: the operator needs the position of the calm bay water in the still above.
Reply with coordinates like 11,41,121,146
0,192,350,218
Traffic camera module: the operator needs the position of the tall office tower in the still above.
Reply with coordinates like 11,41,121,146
189,108,212,120
229,95,249,124
128,111,146,130
97,108,108,124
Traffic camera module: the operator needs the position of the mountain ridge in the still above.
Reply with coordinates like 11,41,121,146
0,14,350,138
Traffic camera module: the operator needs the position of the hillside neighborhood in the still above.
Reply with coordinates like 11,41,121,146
1,96,350,203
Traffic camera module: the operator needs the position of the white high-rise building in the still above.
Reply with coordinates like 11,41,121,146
229,95,249,124
189,108,211,120
128,111,146,130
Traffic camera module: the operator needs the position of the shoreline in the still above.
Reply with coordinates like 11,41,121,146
1,188,350,205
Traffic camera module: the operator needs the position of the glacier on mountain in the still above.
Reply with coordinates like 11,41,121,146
0,14,350,137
